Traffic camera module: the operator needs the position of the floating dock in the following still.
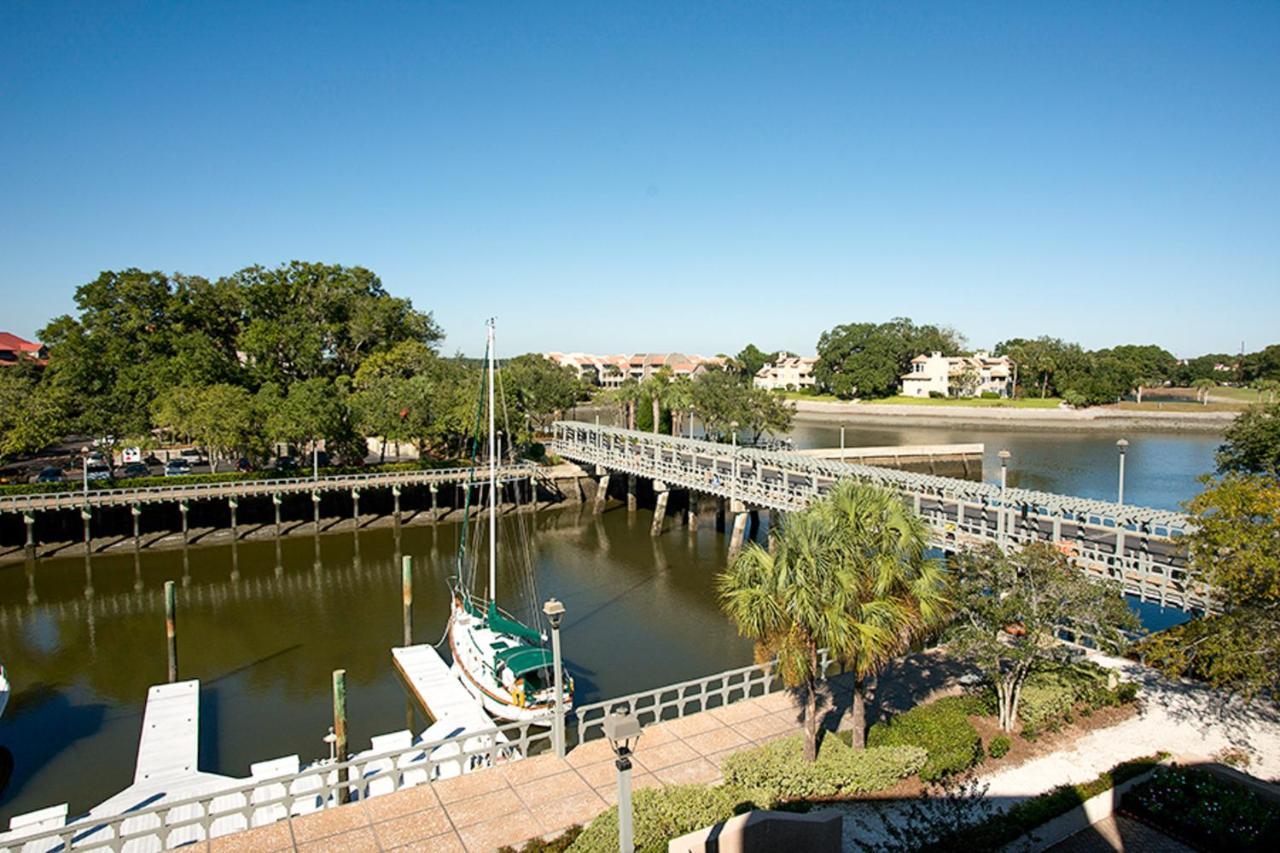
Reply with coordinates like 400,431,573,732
795,442,984,476
392,644,493,732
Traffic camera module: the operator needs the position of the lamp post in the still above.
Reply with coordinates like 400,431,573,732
1116,439,1128,506
729,421,739,500
603,712,642,853
840,424,846,452
543,597,566,758
688,407,695,440
998,449,1011,494
313,441,320,481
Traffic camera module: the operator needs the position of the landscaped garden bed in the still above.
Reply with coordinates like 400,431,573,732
1121,765,1280,851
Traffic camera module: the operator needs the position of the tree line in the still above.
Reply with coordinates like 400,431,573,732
732,319,1280,405
0,263,589,466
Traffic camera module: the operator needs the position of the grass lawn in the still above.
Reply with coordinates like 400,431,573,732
778,390,845,402
1201,385,1270,404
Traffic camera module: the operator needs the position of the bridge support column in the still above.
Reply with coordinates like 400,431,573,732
132,504,142,550
593,475,610,514
229,499,238,540
179,502,189,545
24,512,36,555
626,475,637,513
312,491,322,530
429,483,439,521
728,511,748,557
351,489,360,529
1052,511,1062,543
651,482,668,537
392,486,402,525
273,494,282,537
81,507,92,555
686,495,698,530
715,498,726,532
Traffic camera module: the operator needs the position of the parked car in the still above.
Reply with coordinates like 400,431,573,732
120,462,151,479
273,456,299,474
164,459,193,478
179,448,205,465
84,462,113,482
33,467,64,484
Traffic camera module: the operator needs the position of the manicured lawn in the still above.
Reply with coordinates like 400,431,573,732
778,390,844,402
1201,385,1269,403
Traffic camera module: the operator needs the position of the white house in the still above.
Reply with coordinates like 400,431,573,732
753,357,818,391
900,351,1014,398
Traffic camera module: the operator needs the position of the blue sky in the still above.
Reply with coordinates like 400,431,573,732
1,1,1277,358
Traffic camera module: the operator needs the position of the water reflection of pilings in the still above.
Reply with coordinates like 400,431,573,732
0,541,406,627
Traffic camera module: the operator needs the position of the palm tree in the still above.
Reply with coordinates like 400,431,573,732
719,509,857,761
641,366,674,434
667,375,694,437
815,481,951,747
1191,377,1216,405
608,378,642,429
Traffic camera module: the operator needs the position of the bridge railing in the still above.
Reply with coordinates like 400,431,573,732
0,463,537,513
552,421,1210,612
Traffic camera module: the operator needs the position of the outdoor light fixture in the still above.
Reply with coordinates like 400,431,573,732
997,449,1011,493
603,711,642,853
542,597,565,628
543,598,567,757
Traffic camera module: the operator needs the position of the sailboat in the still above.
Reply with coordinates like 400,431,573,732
447,320,573,723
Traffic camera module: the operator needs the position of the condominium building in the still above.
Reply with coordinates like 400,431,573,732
753,356,818,391
545,352,725,387
900,351,1014,398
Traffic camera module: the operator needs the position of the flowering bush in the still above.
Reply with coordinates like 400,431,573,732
1124,766,1280,850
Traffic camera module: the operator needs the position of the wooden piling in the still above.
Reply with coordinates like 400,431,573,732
312,490,321,530
593,474,610,514
332,669,349,803
402,555,414,646
164,580,178,683
393,486,402,525
651,491,668,537
24,512,35,554
351,489,360,529
228,499,238,541
626,475,637,513
82,508,92,554
179,502,189,545
273,494,282,536
132,504,142,551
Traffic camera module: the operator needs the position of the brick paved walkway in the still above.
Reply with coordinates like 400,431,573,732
205,688,805,852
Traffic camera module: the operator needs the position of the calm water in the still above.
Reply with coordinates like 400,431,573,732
0,420,1222,821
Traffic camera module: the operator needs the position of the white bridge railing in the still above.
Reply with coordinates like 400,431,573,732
551,422,1209,613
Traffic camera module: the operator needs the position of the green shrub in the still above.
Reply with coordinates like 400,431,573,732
721,735,926,801
988,736,1011,759
568,784,754,853
1016,661,1135,732
865,696,983,782
925,753,1167,850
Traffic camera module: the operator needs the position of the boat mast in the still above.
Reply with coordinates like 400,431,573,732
487,319,497,602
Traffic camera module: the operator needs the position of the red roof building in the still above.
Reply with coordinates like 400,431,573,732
0,332,48,366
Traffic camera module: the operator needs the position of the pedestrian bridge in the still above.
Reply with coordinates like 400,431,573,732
550,421,1207,613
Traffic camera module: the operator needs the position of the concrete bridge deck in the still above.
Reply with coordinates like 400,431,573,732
550,422,1207,612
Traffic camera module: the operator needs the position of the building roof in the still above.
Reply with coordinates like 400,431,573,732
0,332,44,353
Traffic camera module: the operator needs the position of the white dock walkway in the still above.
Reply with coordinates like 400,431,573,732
392,644,492,731
133,680,199,784
794,442,984,461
